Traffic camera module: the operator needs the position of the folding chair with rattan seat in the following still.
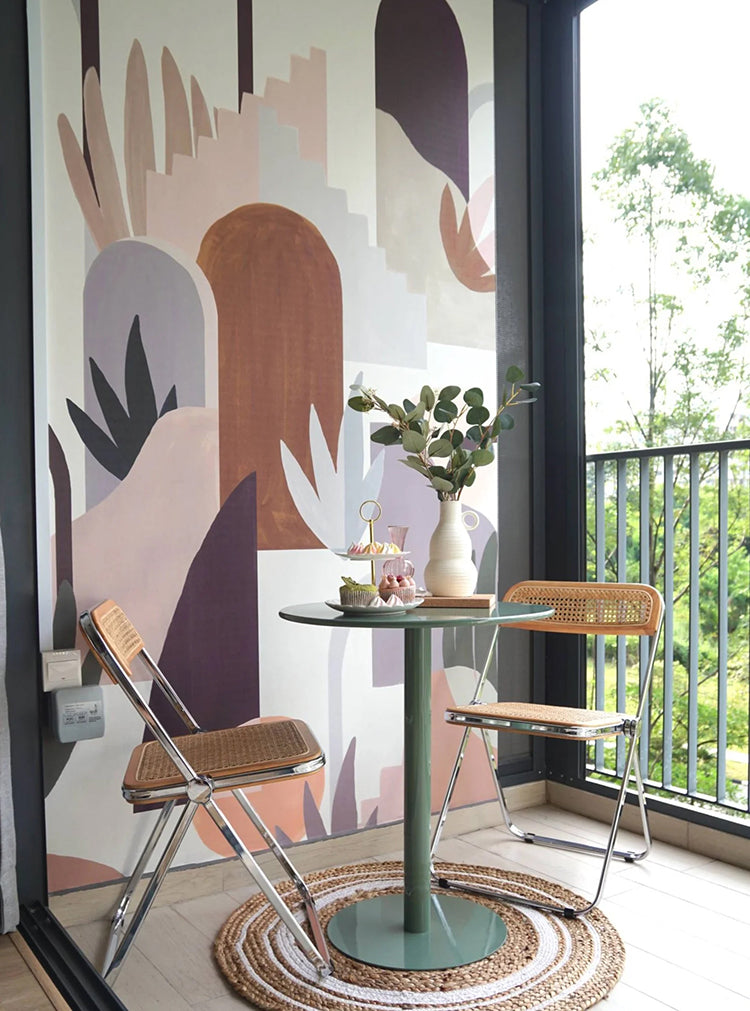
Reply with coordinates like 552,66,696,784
79,599,333,983
431,580,665,918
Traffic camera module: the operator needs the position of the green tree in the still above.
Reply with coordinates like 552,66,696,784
584,100,750,812
590,98,750,450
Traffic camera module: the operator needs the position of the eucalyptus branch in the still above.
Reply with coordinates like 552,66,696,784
348,367,540,501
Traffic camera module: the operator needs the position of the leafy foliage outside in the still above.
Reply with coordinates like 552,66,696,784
584,99,750,814
67,315,178,479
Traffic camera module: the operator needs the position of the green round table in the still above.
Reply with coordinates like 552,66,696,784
279,600,554,971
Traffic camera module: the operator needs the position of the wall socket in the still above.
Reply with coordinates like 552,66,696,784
41,649,82,692
50,684,105,742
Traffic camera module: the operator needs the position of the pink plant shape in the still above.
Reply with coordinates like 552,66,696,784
57,40,214,248
439,183,496,292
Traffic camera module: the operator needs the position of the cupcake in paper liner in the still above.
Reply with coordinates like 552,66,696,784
339,575,378,607
379,573,416,603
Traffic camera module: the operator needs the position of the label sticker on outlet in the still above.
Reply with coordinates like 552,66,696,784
61,700,102,726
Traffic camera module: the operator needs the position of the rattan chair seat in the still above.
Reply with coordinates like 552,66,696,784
123,719,321,796
446,701,628,734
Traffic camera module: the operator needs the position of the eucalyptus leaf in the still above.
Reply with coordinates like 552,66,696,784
449,429,464,448
519,382,541,392
453,462,473,484
370,424,401,445
434,400,458,422
428,438,453,457
403,398,416,413
420,385,436,410
499,413,515,430
438,385,461,401
401,456,431,476
402,428,427,453
428,465,449,479
466,405,490,425
466,425,482,443
505,365,524,383
471,448,495,466
373,394,389,411
347,396,372,412
405,400,426,422
463,387,483,407
388,403,406,421
430,475,454,493
464,468,477,486
490,415,503,437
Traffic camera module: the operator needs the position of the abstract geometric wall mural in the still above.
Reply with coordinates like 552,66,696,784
32,0,499,893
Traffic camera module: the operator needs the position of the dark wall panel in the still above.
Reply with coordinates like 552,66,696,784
0,1,46,908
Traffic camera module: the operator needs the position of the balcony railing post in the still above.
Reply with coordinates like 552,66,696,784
586,438,750,819
688,453,700,798
663,455,675,792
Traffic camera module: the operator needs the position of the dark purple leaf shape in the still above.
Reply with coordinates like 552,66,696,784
124,314,158,458
89,355,130,449
159,385,178,417
331,737,358,834
147,472,260,737
49,427,73,588
52,579,77,650
237,0,253,103
303,782,328,841
375,0,469,199
66,398,127,479
274,825,293,847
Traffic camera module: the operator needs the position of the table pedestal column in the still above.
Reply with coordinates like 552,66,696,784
404,625,432,932
326,625,507,970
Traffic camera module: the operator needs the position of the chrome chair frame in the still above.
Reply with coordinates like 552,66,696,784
430,580,665,918
80,603,333,984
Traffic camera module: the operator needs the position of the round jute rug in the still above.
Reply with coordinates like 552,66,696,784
214,861,625,1011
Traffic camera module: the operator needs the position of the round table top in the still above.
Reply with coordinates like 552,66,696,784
279,600,554,630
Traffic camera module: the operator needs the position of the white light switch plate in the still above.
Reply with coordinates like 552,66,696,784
42,649,82,692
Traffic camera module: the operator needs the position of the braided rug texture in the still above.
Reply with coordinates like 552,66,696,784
214,861,625,1010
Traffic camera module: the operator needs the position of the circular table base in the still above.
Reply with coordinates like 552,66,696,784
326,892,507,970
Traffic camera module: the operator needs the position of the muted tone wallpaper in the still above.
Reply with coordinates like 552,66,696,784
32,0,502,892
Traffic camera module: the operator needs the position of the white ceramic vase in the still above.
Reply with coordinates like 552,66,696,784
424,501,479,597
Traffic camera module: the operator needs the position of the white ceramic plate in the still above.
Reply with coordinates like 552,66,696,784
333,549,411,560
325,598,424,615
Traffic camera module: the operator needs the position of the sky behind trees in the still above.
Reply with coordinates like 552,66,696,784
580,0,750,448
581,0,750,193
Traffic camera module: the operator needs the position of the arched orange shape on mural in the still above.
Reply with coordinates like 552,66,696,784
198,203,343,550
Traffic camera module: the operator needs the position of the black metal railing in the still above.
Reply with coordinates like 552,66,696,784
586,440,750,817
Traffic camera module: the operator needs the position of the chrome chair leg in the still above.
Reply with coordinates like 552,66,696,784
102,800,176,977
484,738,650,863
430,626,501,872
432,707,651,916
105,801,198,984
232,788,332,974
205,796,333,978
430,726,472,872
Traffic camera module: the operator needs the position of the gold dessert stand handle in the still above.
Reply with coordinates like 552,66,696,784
359,499,382,585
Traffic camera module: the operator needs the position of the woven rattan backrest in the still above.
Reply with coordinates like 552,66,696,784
89,599,145,679
502,581,663,636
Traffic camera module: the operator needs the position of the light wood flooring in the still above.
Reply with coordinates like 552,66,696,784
41,804,750,1010
0,933,65,1010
